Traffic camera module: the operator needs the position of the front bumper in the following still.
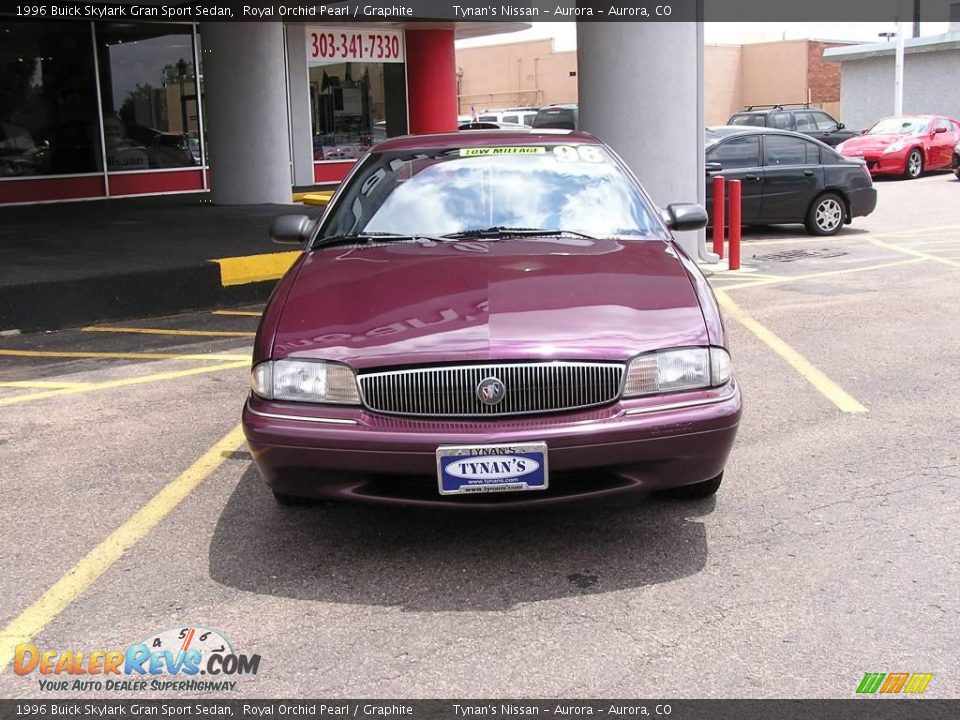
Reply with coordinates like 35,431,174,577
861,152,907,176
242,383,742,508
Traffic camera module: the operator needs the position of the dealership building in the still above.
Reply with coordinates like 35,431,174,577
0,19,535,205
0,12,709,260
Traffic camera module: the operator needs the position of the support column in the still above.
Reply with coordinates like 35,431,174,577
200,22,292,204
577,19,712,261
404,28,458,134
284,24,316,188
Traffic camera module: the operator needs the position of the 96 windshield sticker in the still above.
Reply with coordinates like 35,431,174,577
459,147,546,156
553,145,604,163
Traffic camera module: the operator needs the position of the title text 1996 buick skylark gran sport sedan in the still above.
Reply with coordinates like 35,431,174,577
241,130,742,508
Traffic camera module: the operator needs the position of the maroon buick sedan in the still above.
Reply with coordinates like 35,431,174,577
242,131,741,508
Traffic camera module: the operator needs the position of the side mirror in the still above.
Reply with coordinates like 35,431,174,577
705,161,722,174
861,128,869,135
934,126,947,134
665,203,709,232
838,122,845,130
270,214,314,245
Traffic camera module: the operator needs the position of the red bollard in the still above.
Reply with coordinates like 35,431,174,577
728,179,741,271
712,175,725,259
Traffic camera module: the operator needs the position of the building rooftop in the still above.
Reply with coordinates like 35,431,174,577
824,31,960,62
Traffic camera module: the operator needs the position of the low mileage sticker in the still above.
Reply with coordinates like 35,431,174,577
459,147,547,157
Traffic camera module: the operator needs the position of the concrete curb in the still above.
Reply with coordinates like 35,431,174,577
0,263,278,334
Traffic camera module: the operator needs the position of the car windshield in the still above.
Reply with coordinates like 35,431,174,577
318,144,667,241
533,109,576,129
867,118,929,135
704,130,724,147
729,114,766,127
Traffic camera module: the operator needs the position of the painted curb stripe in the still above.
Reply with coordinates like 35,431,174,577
209,251,301,287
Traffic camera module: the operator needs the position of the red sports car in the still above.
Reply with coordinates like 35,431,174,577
837,115,960,179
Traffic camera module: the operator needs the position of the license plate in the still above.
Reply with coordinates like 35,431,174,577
436,442,549,495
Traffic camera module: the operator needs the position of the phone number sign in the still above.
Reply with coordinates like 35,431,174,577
307,28,405,65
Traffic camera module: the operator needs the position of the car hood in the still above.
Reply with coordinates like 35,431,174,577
271,237,708,369
839,133,917,153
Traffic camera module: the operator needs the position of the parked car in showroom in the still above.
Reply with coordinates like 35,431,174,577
243,130,741,508
836,115,960,179
532,104,579,130
458,120,528,131
705,126,877,236
475,107,540,127
727,104,857,147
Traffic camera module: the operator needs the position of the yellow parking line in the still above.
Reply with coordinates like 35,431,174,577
0,349,250,362
0,361,248,407
0,424,246,673
718,258,924,291
711,272,784,280
212,310,263,317
897,239,960,247
741,225,960,249
742,236,851,247
871,224,960,239
0,380,93,389
81,326,256,338
867,239,960,269
710,279,776,291
716,290,867,414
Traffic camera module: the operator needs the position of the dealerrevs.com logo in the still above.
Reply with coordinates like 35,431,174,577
13,626,260,692
856,672,934,695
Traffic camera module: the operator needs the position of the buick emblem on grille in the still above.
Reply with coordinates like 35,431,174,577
476,377,506,405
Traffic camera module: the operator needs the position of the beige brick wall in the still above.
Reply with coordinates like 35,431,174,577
456,38,850,123
741,40,810,106
704,45,743,125
456,39,577,114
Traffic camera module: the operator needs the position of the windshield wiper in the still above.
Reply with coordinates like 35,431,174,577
441,227,598,240
314,232,448,248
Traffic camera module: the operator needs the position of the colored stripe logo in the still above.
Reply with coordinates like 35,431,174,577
857,672,933,694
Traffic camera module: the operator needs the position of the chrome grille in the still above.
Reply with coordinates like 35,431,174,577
358,362,625,418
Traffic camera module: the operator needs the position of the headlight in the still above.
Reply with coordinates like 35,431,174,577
250,359,360,404
623,347,731,397
883,142,906,154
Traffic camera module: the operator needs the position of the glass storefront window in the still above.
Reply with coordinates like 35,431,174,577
95,23,200,171
309,61,407,161
0,21,102,177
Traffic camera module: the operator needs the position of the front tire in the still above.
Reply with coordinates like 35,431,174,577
904,148,923,179
953,155,959,180
805,193,845,236
659,472,723,499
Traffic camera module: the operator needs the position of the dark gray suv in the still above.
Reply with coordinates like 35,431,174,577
727,104,857,148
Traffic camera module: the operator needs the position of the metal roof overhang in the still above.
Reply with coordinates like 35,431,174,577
824,31,960,62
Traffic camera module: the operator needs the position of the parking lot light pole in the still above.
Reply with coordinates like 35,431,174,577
895,21,905,116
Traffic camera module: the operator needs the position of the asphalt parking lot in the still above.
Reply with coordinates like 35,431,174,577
1,172,958,699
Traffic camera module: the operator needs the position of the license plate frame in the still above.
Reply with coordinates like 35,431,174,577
436,442,549,496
